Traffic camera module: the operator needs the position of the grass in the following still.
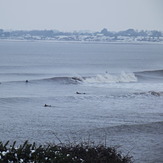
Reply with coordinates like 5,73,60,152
0,140,133,163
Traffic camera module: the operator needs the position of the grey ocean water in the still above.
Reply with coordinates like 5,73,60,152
0,41,163,163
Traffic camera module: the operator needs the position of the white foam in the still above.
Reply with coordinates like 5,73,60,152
83,72,137,84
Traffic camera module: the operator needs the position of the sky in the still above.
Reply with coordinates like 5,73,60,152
0,0,163,32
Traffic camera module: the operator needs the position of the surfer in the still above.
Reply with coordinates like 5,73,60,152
44,104,51,107
25,80,29,83
76,92,86,95
72,77,82,82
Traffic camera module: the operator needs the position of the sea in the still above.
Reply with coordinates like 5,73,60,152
0,40,163,163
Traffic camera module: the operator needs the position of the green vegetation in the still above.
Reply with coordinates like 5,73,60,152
0,141,133,163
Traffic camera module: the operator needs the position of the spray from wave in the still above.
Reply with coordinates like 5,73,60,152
81,72,137,84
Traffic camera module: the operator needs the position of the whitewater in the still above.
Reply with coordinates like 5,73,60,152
0,40,163,163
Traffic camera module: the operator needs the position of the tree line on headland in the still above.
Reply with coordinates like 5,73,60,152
0,28,162,42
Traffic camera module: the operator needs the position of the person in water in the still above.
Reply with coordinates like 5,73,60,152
44,104,51,107
76,92,86,95
25,80,29,83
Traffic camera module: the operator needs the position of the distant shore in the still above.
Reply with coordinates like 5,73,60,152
0,28,163,44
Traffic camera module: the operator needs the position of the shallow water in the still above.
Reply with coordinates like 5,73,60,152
0,41,163,162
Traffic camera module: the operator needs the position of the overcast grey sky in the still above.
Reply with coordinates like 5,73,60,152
0,0,163,31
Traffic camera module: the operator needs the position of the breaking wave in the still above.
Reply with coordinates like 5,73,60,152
43,69,163,84
1,69,162,85
82,72,137,84
36,72,138,85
